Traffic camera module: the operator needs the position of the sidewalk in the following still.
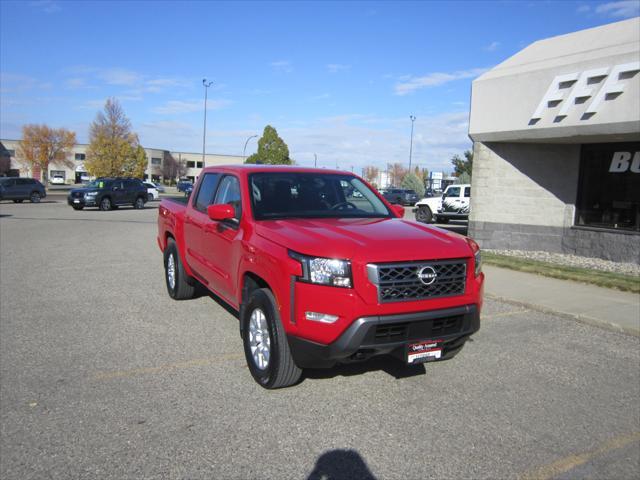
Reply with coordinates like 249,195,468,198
483,265,640,336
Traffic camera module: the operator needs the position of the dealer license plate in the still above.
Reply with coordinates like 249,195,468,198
73,199,80,203
407,340,443,364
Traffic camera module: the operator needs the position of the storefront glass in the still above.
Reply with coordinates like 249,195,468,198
576,142,640,232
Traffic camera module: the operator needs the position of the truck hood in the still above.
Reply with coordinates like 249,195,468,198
255,217,472,263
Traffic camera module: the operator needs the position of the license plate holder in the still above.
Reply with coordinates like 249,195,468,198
406,339,443,364
73,199,80,203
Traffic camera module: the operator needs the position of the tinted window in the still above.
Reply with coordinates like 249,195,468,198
464,187,471,198
576,142,639,232
214,176,242,221
16,178,33,185
194,173,220,213
250,172,390,220
0,178,15,186
445,187,460,198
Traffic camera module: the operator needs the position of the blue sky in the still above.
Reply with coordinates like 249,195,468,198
1,1,639,173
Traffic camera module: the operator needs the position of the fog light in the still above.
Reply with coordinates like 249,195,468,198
305,312,339,324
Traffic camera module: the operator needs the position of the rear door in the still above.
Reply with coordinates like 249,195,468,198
2,179,17,199
184,172,221,285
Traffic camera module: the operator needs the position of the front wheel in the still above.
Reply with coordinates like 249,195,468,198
415,206,433,223
30,192,41,203
99,197,112,211
242,288,302,389
164,239,195,300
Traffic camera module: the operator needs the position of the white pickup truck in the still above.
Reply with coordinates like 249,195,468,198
413,184,470,224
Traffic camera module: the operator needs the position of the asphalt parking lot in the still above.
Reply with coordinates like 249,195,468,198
1,197,638,479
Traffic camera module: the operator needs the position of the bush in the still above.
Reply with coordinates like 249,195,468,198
401,173,425,197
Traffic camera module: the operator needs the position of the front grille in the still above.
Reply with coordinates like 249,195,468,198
368,259,466,303
71,191,84,198
371,315,463,344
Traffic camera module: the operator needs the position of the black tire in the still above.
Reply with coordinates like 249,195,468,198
30,192,41,203
134,196,145,209
415,206,433,223
72,205,84,210
163,238,195,300
242,288,302,389
99,197,112,211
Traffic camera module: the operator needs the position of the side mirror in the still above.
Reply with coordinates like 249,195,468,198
207,204,235,221
391,204,405,218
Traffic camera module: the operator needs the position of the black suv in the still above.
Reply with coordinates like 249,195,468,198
381,188,419,206
68,178,148,211
0,177,46,203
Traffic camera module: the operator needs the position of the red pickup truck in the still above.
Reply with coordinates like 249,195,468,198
158,165,483,389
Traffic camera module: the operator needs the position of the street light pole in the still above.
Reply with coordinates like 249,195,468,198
243,134,258,162
409,115,416,172
314,153,317,167
202,78,214,167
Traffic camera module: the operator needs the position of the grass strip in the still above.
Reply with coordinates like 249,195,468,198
483,252,640,294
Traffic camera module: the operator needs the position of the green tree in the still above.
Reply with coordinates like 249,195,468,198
457,171,471,184
85,98,147,178
401,172,425,197
245,125,291,165
451,149,473,178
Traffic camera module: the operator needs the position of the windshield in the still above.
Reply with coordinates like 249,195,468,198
84,179,109,189
250,172,391,220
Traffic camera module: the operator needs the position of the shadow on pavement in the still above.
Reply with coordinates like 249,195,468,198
308,449,377,480
304,355,426,381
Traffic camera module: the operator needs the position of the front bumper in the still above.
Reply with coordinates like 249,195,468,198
287,304,479,368
68,196,96,207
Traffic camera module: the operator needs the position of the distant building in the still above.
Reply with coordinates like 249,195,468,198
0,139,243,183
468,18,639,263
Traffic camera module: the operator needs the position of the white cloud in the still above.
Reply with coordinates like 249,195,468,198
484,41,500,52
98,68,143,86
29,1,60,14
595,1,640,18
152,99,231,115
394,68,489,95
576,4,591,13
327,64,351,73
270,60,293,73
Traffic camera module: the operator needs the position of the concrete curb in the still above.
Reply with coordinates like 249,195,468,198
485,293,640,338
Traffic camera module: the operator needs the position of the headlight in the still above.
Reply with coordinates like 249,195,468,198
289,251,352,288
85,192,97,197
466,238,482,277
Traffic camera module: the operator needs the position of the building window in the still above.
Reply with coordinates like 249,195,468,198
196,161,203,168
186,161,196,168
151,157,162,165
575,142,639,232
75,153,86,161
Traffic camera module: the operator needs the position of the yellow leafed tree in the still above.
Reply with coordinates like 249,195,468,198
85,98,147,178
18,125,76,184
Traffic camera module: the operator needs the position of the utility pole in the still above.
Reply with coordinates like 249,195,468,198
314,153,317,168
202,79,214,167
409,115,416,171
243,135,258,162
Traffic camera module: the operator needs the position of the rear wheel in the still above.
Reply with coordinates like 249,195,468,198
99,197,112,211
164,239,195,300
242,288,302,389
134,196,145,209
415,206,433,223
30,192,41,203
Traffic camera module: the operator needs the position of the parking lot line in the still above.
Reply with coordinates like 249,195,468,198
92,353,245,381
519,431,640,480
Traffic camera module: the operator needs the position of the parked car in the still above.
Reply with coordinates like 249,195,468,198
414,184,471,224
152,182,165,193
381,188,419,206
50,175,65,185
0,177,46,203
143,182,160,201
158,166,483,389
177,180,193,193
67,177,148,211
